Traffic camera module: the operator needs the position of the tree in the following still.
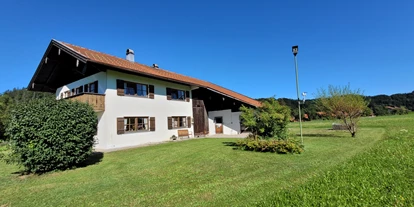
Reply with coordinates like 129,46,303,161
0,94,12,140
4,98,97,173
240,97,291,140
316,85,369,137
396,106,410,115
0,88,54,141
362,106,374,117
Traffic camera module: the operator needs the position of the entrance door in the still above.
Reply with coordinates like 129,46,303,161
192,100,209,135
214,117,223,134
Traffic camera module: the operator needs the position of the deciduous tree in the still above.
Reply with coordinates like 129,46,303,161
316,85,369,137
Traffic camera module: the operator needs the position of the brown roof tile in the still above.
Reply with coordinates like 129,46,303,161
58,40,261,107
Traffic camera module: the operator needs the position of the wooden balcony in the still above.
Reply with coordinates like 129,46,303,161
67,93,105,112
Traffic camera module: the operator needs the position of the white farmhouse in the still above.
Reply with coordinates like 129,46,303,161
28,40,260,150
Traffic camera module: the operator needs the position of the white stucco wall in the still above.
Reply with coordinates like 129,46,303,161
103,70,194,149
208,109,241,135
54,72,108,149
55,72,107,99
54,69,245,149
95,111,107,149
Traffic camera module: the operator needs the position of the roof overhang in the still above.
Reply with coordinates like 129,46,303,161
205,88,250,106
28,39,260,107
28,40,96,92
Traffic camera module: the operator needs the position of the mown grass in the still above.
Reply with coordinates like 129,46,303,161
259,114,414,206
0,114,411,206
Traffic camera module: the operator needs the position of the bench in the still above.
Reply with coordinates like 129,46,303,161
178,129,192,139
332,123,350,130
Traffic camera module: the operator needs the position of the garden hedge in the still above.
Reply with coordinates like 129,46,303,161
5,98,97,173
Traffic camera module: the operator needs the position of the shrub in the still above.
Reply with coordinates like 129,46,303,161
240,97,291,140
3,98,97,173
235,138,304,154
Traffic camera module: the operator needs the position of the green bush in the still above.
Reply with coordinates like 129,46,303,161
235,138,304,154
0,88,55,141
4,98,97,173
240,97,291,140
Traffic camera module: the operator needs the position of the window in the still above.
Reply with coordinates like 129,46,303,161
168,116,191,129
124,117,149,132
172,116,187,128
124,81,148,97
167,88,188,101
76,86,83,94
171,89,185,100
125,82,136,95
61,81,98,99
117,79,154,98
137,84,148,97
117,117,155,134
89,81,98,93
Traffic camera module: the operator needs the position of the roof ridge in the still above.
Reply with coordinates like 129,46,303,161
56,40,261,107
60,40,202,81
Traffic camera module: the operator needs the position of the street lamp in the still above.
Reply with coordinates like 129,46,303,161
292,45,303,145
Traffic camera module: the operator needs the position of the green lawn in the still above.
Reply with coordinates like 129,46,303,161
1,114,413,206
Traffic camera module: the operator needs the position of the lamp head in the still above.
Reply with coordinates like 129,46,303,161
292,45,298,56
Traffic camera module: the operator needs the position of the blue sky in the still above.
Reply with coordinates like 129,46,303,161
0,0,413,99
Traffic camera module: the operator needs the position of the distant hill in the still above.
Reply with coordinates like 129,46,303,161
258,91,414,120
367,91,414,115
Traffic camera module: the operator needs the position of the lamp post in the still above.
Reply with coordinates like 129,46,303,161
292,45,303,145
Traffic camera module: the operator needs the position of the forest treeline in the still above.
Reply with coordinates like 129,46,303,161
258,91,414,120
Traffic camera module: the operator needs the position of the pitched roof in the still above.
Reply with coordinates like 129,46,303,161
55,40,261,107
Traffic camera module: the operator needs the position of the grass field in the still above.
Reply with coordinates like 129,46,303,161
0,114,413,206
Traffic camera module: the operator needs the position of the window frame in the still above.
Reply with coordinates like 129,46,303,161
62,81,98,99
170,88,186,101
89,81,98,93
84,84,89,93
76,86,83,94
172,116,187,128
124,117,150,133
124,81,149,98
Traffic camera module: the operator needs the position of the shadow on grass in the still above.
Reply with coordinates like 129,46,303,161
77,152,104,168
222,142,240,150
222,142,237,146
11,152,104,176
300,133,345,138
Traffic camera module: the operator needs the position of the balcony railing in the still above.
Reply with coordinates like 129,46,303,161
66,93,105,112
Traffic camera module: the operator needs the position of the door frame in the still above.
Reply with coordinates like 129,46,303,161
214,116,223,134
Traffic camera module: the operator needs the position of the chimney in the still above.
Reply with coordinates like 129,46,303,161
152,64,159,69
126,49,134,62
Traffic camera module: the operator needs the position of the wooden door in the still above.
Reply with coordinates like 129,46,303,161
214,117,223,134
193,100,209,135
